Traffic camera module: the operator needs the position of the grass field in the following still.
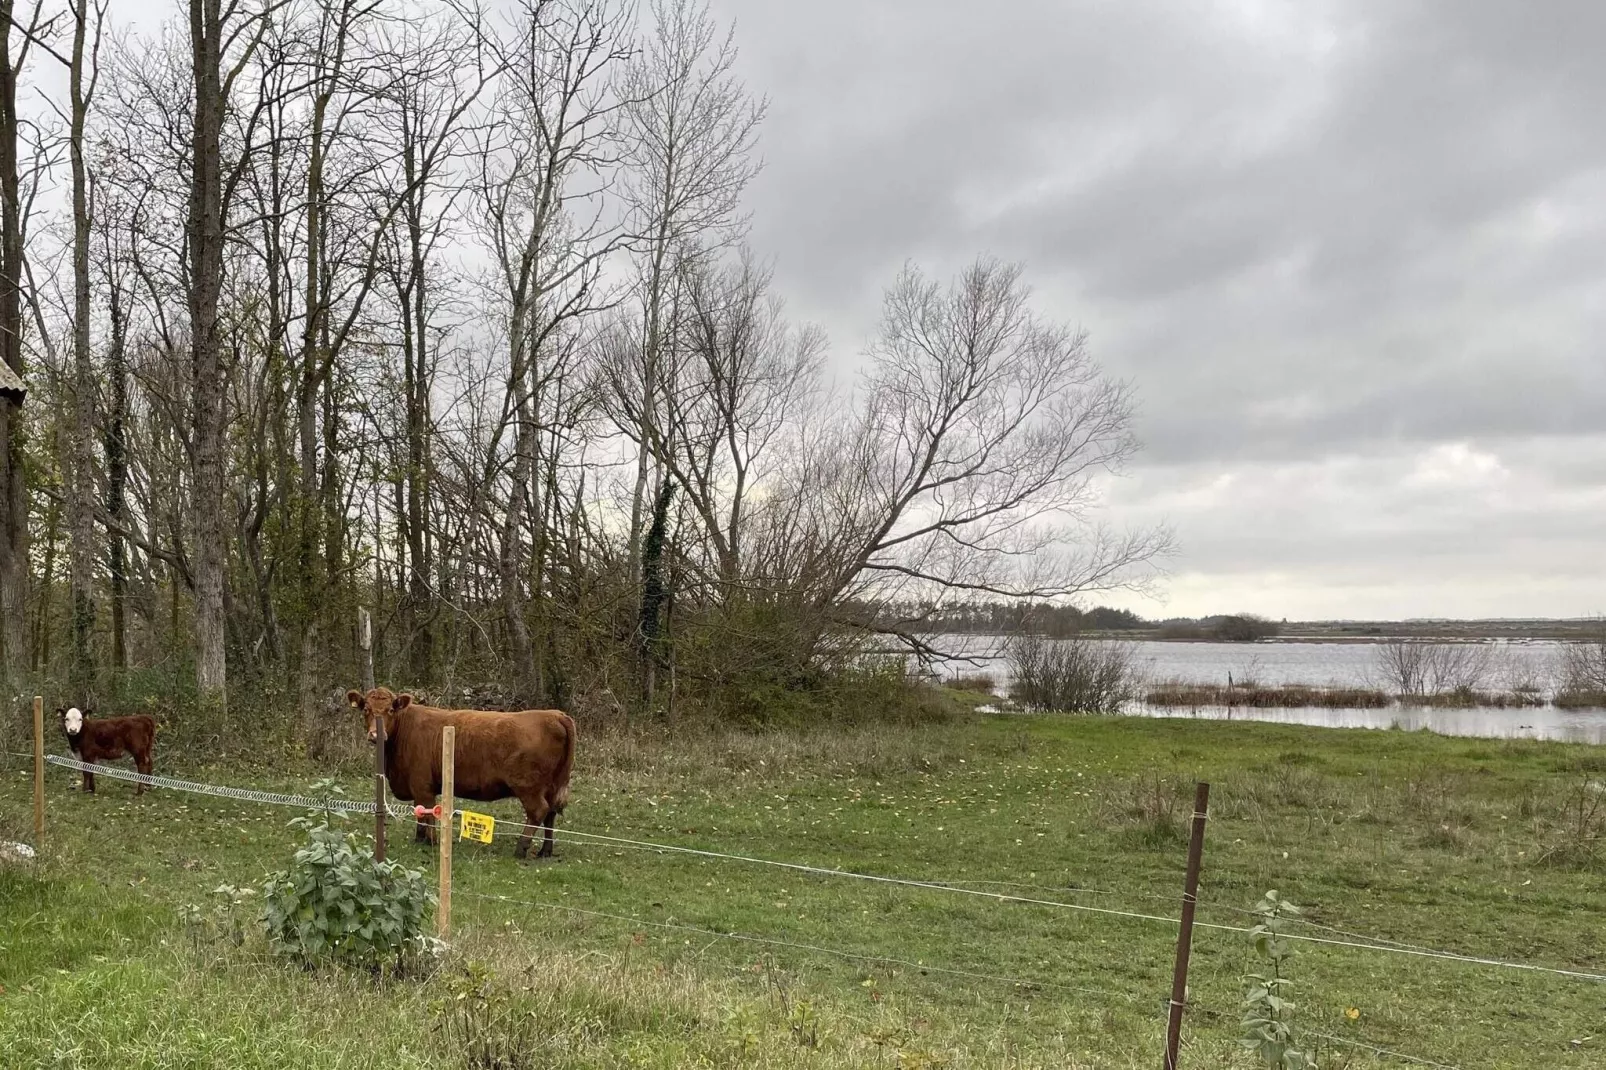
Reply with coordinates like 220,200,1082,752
3,697,1605,1068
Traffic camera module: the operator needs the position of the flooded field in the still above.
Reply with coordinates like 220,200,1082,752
931,636,1565,689
927,636,1606,743
1124,700,1606,744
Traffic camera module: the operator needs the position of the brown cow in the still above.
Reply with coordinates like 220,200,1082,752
57,706,156,794
347,687,575,860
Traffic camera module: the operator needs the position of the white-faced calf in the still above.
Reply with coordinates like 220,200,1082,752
58,707,156,794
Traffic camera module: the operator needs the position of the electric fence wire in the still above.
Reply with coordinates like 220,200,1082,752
1306,1030,1463,1069
457,888,1145,1004
42,752,415,818
8,747,1480,1069
28,752,1606,984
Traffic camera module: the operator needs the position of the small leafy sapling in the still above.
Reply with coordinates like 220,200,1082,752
1241,890,1318,1069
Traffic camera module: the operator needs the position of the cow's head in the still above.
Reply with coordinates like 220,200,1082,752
56,706,87,737
347,687,412,743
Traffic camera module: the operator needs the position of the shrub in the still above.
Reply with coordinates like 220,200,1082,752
1534,779,1606,871
1211,614,1280,642
1097,772,1191,847
432,960,546,1070
1006,633,1133,712
1557,622,1606,709
260,780,435,969
1373,641,1489,698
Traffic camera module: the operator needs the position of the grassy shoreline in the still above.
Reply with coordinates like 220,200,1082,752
4,708,1606,1068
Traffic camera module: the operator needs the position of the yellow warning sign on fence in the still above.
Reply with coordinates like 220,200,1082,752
459,810,495,843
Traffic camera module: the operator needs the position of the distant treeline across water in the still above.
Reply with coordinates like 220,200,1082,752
869,599,1603,643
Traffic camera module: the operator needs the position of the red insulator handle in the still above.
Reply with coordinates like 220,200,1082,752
413,804,443,818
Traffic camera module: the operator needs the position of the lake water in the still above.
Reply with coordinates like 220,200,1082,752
1121,702,1606,745
923,636,1606,744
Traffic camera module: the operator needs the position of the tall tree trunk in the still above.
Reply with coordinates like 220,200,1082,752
318,319,343,643
627,237,670,589
0,0,29,683
257,83,289,675
295,135,326,719
32,491,58,671
67,0,97,698
637,478,673,709
295,0,354,718
104,251,128,670
403,203,432,680
499,374,537,704
187,0,229,711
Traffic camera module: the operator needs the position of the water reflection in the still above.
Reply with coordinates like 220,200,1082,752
1125,703,1606,744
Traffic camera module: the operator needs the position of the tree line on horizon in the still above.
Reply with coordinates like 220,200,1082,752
868,600,1286,643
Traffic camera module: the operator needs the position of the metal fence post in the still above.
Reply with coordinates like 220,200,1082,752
1164,781,1211,1070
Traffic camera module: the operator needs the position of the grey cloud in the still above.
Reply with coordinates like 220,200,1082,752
712,0,1606,614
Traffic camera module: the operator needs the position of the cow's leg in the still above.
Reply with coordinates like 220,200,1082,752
538,808,557,859
82,763,96,793
514,794,542,860
134,750,151,795
534,789,563,859
514,813,536,860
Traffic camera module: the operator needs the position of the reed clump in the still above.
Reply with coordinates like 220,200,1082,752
1414,688,1546,709
1143,683,1391,709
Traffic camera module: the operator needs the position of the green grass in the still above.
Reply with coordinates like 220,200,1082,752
3,705,1606,1068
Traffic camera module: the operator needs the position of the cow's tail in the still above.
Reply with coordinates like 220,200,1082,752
551,712,576,812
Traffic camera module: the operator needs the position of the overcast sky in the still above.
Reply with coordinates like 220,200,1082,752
707,0,1606,621
106,0,1604,620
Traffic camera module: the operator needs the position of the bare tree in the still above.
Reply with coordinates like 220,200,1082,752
644,249,822,593
285,0,388,716
475,0,631,702
371,8,493,682
800,259,1166,656
617,0,763,582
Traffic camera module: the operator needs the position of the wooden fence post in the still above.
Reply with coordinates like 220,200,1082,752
373,715,387,863
32,696,44,847
438,725,454,941
1163,781,1211,1070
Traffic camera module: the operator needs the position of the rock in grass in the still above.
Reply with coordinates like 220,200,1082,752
0,840,36,862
